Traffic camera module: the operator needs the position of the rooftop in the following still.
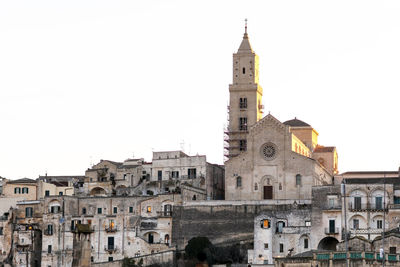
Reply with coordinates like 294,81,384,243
283,117,311,127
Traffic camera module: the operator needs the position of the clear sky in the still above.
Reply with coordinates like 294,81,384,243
1,0,399,179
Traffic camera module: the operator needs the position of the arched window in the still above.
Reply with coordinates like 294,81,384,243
296,174,302,186
236,176,242,187
192,195,197,201
165,234,170,245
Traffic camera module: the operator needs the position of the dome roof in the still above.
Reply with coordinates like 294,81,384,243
283,118,311,127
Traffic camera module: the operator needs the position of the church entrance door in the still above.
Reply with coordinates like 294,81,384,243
263,186,273,199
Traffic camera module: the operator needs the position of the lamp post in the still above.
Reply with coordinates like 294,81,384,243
341,179,349,267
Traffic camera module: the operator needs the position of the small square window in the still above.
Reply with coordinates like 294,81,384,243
279,243,284,253
98,208,102,214
264,243,268,249
147,206,151,213
305,221,311,227
129,207,133,213
113,207,117,214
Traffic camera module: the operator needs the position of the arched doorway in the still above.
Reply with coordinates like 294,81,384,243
318,237,339,251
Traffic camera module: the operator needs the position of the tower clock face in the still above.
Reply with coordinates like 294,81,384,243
261,142,277,160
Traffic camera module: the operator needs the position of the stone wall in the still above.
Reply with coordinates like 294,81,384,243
172,202,311,250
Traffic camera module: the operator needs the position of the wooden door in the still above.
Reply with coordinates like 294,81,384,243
263,186,273,199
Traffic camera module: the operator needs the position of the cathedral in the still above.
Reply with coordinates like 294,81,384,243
225,25,338,201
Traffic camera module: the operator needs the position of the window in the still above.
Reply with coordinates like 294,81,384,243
192,195,197,200
109,219,115,230
14,187,21,194
377,220,383,229
45,190,50,197
239,117,247,131
129,207,133,213
261,219,270,229
239,139,247,151
305,221,311,227
25,207,33,218
47,224,53,235
59,192,63,196
113,207,117,214
254,183,258,191
295,174,301,186
236,176,242,187
353,219,359,229
22,187,29,194
376,196,383,209
276,221,285,233
242,67,245,74
279,183,282,190
158,170,162,181
98,208,102,214
304,239,309,249
147,206,151,213
123,174,127,180
329,220,336,233
239,98,247,109
279,243,284,253
91,257,93,262
82,208,86,215
48,245,52,253
328,198,335,208
171,171,179,178
188,168,196,179
390,247,396,254
50,206,60,213
354,197,361,209
108,257,113,262
264,243,269,249
108,236,114,250
0,227,3,235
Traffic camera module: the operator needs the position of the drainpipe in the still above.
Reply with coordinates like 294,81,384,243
382,172,386,267
341,179,349,267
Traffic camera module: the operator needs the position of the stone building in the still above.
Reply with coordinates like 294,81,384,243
224,28,337,201
3,178,38,201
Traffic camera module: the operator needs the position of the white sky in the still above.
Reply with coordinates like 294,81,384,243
1,0,399,179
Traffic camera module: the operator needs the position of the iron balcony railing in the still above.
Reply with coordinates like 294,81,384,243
325,227,339,234
348,203,388,211
105,225,117,233
104,245,118,253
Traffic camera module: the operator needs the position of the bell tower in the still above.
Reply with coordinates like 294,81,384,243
227,21,263,158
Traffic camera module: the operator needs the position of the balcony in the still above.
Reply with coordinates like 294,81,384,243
104,245,118,253
43,229,53,236
157,211,172,217
105,225,117,233
349,228,383,235
348,203,388,212
321,204,341,211
140,221,157,230
325,227,339,234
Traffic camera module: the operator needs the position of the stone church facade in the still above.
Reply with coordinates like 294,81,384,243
225,27,338,201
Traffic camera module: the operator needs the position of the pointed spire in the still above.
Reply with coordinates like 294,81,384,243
238,18,253,53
